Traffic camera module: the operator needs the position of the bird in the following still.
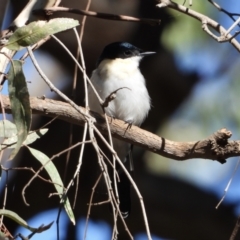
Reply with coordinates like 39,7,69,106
88,42,154,218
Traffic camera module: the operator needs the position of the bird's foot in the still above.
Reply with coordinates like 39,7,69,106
124,120,133,134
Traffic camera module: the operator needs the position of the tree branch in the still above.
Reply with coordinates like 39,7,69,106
157,0,240,52
1,95,239,163
40,6,161,25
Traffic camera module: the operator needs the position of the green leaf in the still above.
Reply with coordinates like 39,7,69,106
0,209,53,232
1,129,48,150
24,129,48,145
6,18,79,50
8,60,31,160
27,147,75,225
0,120,17,138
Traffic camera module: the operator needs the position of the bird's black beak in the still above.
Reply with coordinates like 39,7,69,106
140,51,156,56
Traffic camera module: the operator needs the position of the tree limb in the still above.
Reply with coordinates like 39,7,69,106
1,95,239,163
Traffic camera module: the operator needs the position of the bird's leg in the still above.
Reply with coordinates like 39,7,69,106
124,120,133,135
109,114,116,124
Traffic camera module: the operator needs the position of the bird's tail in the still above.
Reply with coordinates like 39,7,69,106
117,167,131,218
115,145,134,218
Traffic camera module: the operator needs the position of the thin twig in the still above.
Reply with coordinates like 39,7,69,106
103,113,119,238
2,166,64,188
224,16,240,36
93,125,151,240
79,0,92,42
87,118,120,239
84,173,102,240
157,0,240,52
27,46,91,120
67,1,92,189
208,0,240,27
72,0,91,100
22,141,91,206
216,158,240,209
73,28,88,107
229,215,240,240
43,6,161,25
99,148,120,181
90,200,110,206
69,27,88,209
72,123,88,208
34,115,58,133
20,36,51,61
50,34,103,104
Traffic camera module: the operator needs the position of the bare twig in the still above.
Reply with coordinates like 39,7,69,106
230,215,240,240
2,166,64,187
63,0,91,196
157,0,240,51
84,173,102,240
89,110,142,232
73,28,88,107
20,36,51,61
216,158,240,209
79,0,91,42
27,46,91,119
72,123,88,208
224,16,240,36
208,0,240,27
69,27,88,208
101,87,131,108
87,116,122,239
93,126,151,239
36,115,58,130
42,6,161,25
71,0,91,99
50,34,102,104
22,141,91,206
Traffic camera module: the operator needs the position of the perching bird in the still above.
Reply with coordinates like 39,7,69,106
88,42,154,218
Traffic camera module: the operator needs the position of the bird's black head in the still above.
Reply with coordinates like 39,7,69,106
97,42,144,66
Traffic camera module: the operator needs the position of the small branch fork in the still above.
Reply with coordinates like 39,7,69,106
156,0,240,52
0,95,239,163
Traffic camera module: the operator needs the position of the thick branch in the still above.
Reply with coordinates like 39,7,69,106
1,95,240,163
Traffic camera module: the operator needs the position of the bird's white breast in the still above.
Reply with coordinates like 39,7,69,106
88,57,151,126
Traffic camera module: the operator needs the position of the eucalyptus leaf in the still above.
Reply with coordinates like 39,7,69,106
27,147,75,225
8,60,31,160
6,18,79,50
0,120,17,138
0,209,51,232
24,129,48,145
1,129,48,150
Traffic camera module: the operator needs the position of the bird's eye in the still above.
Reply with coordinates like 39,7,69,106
124,50,132,56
